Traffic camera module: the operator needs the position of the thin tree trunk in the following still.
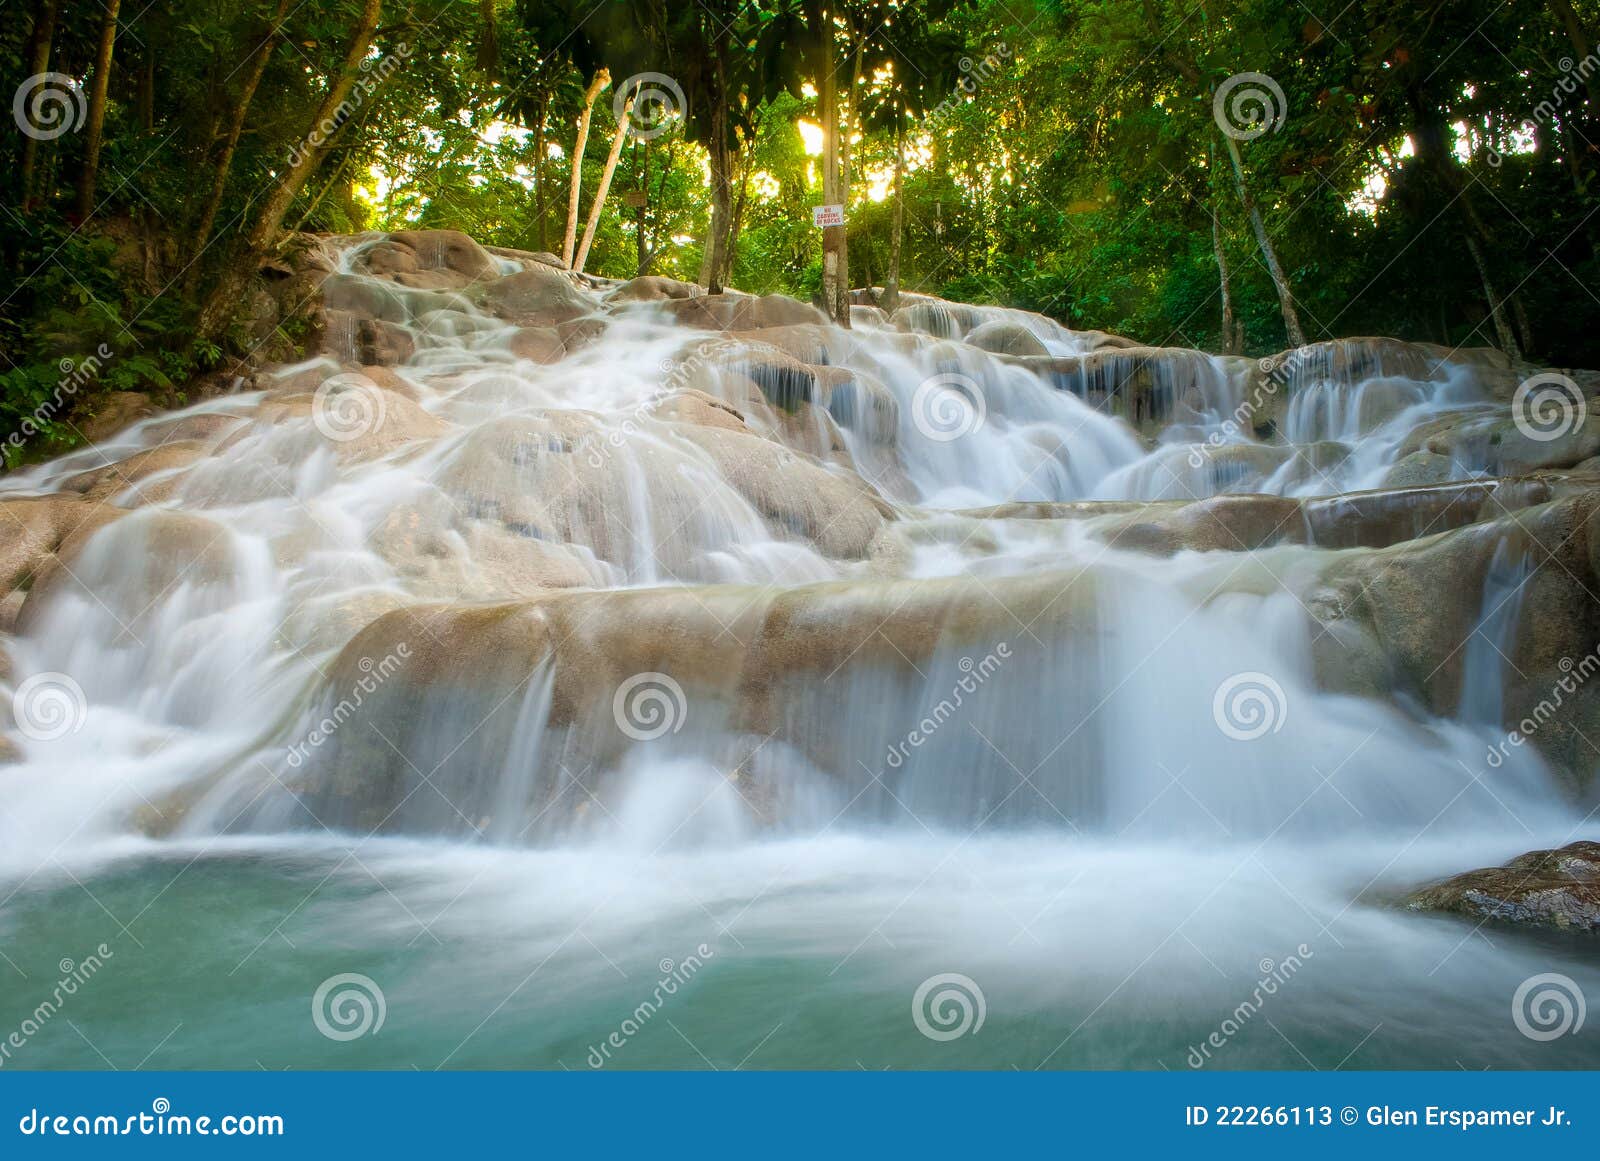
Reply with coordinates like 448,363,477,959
819,8,844,323
1463,233,1522,360
199,0,382,338
1551,0,1599,107
725,144,752,282
703,95,732,293
76,0,123,220
562,69,609,269
1223,132,1306,348
574,97,631,274
533,89,548,252
187,0,294,286
883,106,904,314
1209,143,1240,353
832,29,861,327
292,147,353,231
18,0,60,212
635,139,648,275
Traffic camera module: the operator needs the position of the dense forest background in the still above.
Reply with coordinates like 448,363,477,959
2,0,1597,463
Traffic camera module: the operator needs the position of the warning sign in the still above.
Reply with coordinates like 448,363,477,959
812,203,845,228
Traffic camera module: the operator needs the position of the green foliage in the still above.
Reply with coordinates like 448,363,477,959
3,0,1598,468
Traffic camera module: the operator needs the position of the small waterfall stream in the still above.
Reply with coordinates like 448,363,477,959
0,233,1592,1070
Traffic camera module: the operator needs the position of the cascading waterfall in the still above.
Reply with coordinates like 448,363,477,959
0,231,1593,1070
1459,539,1533,727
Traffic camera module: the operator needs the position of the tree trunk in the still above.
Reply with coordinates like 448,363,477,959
819,8,845,323
574,97,631,274
635,140,648,275
198,0,383,338
1551,0,1599,107
18,0,60,212
187,0,294,286
1223,132,1306,349
1209,144,1240,353
702,95,732,293
1463,233,1522,360
562,69,609,269
831,29,861,327
725,142,753,283
75,0,123,221
882,106,904,314
533,89,548,252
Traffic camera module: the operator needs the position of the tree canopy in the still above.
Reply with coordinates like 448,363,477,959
2,0,1596,461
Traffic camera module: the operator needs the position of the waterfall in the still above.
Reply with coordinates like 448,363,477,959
1459,538,1532,727
0,231,1591,1069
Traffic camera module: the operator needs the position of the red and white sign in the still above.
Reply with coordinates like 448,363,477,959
812,203,845,228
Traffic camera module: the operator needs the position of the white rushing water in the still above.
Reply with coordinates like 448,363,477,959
0,235,1589,1069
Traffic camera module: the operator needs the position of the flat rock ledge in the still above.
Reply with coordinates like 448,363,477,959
1406,841,1600,933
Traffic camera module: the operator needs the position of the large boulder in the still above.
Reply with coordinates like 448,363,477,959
470,267,594,326
1407,841,1600,932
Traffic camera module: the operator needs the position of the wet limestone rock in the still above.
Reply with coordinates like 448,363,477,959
1407,842,1600,932
0,496,123,595
471,266,594,327
965,320,1049,358
79,391,157,443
